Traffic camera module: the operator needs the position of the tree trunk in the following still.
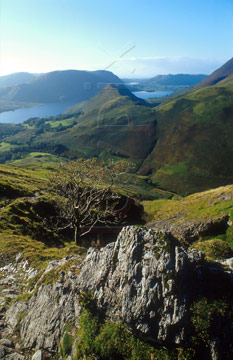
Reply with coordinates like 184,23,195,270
74,225,81,245
74,226,78,245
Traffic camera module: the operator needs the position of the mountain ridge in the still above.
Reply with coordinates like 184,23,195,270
0,70,123,104
124,74,207,93
195,57,233,88
0,72,37,88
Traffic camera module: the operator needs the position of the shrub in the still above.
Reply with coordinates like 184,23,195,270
191,297,230,344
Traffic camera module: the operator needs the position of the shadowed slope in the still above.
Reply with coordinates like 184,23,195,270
196,57,233,88
139,78,233,195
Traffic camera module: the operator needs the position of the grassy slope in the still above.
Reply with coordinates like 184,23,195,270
0,164,88,268
0,164,48,196
143,184,233,259
143,184,233,223
139,80,233,195
0,162,171,269
0,162,162,270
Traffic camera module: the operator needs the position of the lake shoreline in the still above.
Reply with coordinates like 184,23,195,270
0,90,173,124
0,102,77,124
0,101,45,114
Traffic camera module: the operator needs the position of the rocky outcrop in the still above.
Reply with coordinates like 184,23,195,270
147,215,229,244
1,226,232,359
1,256,82,358
77,227,233,349
78,228,203,344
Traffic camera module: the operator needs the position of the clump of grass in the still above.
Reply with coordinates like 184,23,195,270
75,309,100,359
15,310,27,333
61,332,74,357
191,238,233,260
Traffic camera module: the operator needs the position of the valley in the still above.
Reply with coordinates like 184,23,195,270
0,59,233,196
0,58,232,360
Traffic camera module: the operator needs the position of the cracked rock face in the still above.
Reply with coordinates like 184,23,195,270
78,227,206,344
4,256,82,356
2,226,233,357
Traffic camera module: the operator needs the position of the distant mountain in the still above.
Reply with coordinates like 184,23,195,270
0,70,122,104
124,74,207,92
196,57,233,88
143,74,207,86
0,72,37,88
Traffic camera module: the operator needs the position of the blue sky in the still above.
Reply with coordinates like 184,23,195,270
0,0,232,77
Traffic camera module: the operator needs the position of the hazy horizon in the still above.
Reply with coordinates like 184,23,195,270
0,0,232,77
0,66,217,79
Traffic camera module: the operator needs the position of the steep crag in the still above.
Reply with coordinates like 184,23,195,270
0,227,232,359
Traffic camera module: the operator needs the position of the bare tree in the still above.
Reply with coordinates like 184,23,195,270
49,158,131,244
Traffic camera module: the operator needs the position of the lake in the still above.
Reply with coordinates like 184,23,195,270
133,90,173,99
0,91,172,124
0,102,76,124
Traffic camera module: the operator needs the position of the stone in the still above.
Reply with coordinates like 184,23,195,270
31,349,42,360
219,257,233,270
7,353,25,360
0,346,6,359
0,338,14,348
15,254,23,263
